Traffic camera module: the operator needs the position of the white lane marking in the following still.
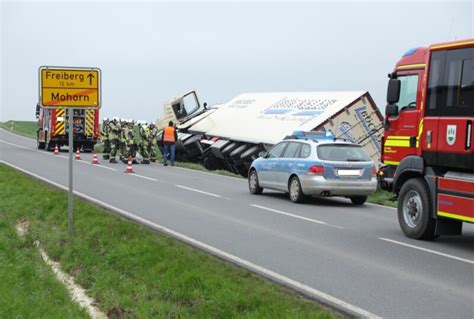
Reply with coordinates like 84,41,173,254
175,185,222,198
0,159,380,319
167,163,245,181
75,159,117,171
0,139,117,171
0,128,37,141
379,238,474,265
0,139,39,152
251,204,344,229
132,174,159,182
366,202,396,211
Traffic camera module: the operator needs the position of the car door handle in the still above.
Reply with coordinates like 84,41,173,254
288,163,293,168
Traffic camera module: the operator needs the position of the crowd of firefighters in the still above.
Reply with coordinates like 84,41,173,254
100,118,160,164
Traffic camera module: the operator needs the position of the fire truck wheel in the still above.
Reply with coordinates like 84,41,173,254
398,178,436,240
45,138,54,151
36,132,45,149
248,169,263,195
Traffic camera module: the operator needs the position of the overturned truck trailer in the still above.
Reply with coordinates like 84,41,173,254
157,91,384,177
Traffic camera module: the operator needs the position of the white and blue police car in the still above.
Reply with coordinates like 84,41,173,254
248,131,377,205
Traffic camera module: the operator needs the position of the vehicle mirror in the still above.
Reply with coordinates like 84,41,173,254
387,78,401,104
385,104,399,117
258,151,267,158
203,102,208,109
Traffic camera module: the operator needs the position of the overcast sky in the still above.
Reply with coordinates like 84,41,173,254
1,0,472,121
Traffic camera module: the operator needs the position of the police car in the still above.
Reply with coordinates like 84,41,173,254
248,131,377,205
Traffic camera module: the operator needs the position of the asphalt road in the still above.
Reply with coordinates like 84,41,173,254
1,129,473,319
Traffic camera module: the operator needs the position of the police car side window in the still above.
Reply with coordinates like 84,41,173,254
268,142,287,158
282,142,301,158
298,144,311,158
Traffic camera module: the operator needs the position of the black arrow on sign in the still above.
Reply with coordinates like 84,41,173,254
87,73,95,85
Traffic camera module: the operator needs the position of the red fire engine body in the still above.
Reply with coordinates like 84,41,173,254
36,104,100,152
379,39,474,239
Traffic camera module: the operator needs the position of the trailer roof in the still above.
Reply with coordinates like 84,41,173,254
186,91,371,144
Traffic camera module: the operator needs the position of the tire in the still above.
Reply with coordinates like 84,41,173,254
248,169,263,194
45,132,54,151
289,176,305,203
398,178,436,240
37,131,45,149
350,196,367,205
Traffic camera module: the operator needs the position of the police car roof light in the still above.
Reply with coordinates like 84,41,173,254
290,130,334,142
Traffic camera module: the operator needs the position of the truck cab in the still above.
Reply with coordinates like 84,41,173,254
380,39,474,239
155,90,208,130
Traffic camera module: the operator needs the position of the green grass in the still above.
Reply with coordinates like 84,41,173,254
367,189,397,208
0,120,37,139
2,122,397,206
0,164,340,318
0,199,88,317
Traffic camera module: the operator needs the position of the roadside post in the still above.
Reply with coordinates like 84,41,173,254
39,66,101,241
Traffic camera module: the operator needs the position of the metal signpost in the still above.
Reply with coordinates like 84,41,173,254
39,66,101,240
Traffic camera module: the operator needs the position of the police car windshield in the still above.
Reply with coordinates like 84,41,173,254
317,144,371,162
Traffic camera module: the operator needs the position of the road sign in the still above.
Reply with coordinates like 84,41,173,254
39,66,101,109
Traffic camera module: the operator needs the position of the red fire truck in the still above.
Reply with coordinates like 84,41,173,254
36,104,100,152
379,39,474,239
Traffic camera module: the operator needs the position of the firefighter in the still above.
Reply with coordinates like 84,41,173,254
139,122,150,164
122,121,135,163
101,118,111,160
128,121,138,163
147,122,158,162
108,118,121,163
119,119,127,162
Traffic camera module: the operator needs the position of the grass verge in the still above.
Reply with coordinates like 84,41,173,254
0,164,339,318
0,205,88,317
0,120,37,139
367,189,397,208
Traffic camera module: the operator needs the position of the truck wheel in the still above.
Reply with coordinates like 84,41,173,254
398,178,436,240
289,176,305,203
350,196,367,205
45,132,54,151
248,169,263,194
37,132,45,149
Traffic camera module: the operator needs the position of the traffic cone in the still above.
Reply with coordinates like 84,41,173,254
75,147,81,160
54,144,59,155
125,156,135,173
92,151,100,165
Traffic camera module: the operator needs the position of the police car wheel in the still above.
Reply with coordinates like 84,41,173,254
350,196,367,205
248,170,263,194
289,176,305,203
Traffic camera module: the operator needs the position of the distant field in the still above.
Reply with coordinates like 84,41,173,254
0,120,36,139
0,164,338,318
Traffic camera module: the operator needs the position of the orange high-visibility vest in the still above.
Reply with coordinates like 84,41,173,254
163,126,176,143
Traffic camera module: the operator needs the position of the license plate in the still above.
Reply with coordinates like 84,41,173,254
337,169,361,176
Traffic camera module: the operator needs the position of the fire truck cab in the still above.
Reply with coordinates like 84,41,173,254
380,39,474,239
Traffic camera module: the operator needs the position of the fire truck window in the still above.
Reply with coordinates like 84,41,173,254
459,59,474,107
427,51,445,113
397,75,419,111
428,47,474,116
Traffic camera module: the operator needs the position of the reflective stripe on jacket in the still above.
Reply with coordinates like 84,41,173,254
163,126,176,143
